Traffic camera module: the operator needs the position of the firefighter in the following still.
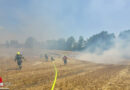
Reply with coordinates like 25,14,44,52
51,56,55,61
63,56,67,65
15,52,25,70
44,54,48,62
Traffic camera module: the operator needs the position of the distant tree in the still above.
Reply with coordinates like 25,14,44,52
119,30,130,41
24,37,38,48
77,36,86,51
118,30,130,48
10,40,19,48
66,36,75,51
86,31,115,53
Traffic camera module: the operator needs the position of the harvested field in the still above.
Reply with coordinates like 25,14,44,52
0,50,130,90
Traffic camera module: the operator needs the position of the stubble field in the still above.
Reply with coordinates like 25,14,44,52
0,49,130,90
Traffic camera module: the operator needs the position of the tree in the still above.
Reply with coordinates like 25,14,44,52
85,31,115,53
119,30,130,41
118,30,130,48
77,36,86,50
24,37,38,48
66,36,75,51
10,40,19,48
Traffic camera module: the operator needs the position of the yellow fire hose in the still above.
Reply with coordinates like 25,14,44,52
51,61,58,90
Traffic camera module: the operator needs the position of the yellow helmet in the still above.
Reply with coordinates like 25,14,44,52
17,52,20,55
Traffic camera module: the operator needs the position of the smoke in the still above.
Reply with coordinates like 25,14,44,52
1,0,130,43
0,0,65,43
77,38,130,64
0,27,19,43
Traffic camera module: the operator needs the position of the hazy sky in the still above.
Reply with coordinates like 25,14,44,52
0,0,130,43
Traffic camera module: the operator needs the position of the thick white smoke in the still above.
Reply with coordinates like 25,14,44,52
77,38,130,64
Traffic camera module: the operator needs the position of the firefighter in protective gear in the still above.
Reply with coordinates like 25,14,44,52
15,52,25,70
51,56,55,61
63,56,67,65
44,54,48,62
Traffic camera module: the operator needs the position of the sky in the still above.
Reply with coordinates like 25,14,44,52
0,0,130,43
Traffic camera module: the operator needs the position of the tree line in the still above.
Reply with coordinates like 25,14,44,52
4,30,130,53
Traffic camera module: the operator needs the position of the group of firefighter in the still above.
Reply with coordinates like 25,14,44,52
15,52,68,70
